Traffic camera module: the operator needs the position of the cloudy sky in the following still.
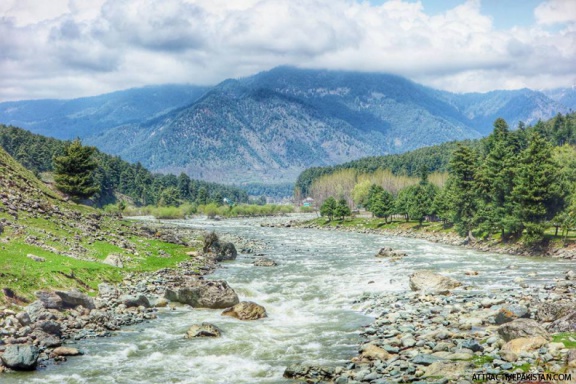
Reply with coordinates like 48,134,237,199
0,0,575,102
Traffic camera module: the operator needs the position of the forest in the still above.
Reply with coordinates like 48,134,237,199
0,124,249,207
308,113,576,244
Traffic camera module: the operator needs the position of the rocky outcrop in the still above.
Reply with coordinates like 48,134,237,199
0,344,39,370
164,280,239,309
103,254,124,268
497,318,550,342
221,301,267,320
184,323,222,338
408,270,462,293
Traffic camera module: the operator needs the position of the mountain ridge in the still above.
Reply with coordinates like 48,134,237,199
1,67,574,184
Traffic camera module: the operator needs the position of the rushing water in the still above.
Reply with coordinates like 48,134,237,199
4,215,573,383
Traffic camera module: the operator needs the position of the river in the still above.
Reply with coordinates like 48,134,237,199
4,215,573,383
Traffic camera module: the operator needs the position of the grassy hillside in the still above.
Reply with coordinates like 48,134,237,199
0,146,200,306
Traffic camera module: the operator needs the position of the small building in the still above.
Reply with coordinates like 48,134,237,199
302,197,314,207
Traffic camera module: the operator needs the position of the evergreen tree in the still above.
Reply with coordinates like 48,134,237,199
53,139,99,199
334,198,351,220
158,186,180,207
365,184,384,212
432,185,451,225
446,144,478,238
512,132,562,244
370,190,394,223
476,119,520,238
320,197,337,221
406,183,437,226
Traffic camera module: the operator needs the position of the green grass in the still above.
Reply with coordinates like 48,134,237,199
552,332,576,348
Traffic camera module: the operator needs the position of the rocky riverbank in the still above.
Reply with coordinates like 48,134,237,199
0,221,266,375
285,268,576,384
285,219,576,260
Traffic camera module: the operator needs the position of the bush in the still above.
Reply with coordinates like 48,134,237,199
203,231,219,253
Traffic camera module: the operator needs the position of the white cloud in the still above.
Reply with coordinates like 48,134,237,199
535,0,576,25
0,0,575,101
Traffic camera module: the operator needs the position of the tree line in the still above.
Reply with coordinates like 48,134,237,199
314,113,576,244
0,125,249,207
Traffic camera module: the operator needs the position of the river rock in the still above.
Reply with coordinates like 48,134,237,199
361,344,390,361
375,247,407,258
495,305,530,325
55,289,95,310
497,318,550,341
98,283,119,298
253,258,278,267
567,350,576,368
0,344,39,370
15,311,31,327
212,242,237,262
423,361,475,379
35,291,63,309
409,271,462,293
120,294,151,308
184,322,222,338
103,254,123,268
535,302,572,322
52,347,83,356
165,280,239,309
221,301,267,320
546,310,576,333
501,336,548,354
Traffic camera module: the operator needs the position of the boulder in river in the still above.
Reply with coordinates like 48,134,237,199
497,318,550,342
375,247,407,258
210,242,237,262
253,258,278,267
120,294,151,308
52,347,83,357
0,344,39,371
409,270,462,293
221,301,267,320
184,322,222,338
165,280,239,309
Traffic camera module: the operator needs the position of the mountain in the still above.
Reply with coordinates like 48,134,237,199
1,67,573,184
0,84,209,139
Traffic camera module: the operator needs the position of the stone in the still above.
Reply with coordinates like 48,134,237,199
495,305,530,325
497,318,550,342
52,347,83,356
567,350,576,368
39,320,62,336
546,310,576,333
26,254,45,262
0,344,39,370
535,302,572,322
98,283,119,298
213,242,237,262
253,258,278,267
361,344,391,361
409,271,462,293
15,311,31,327
459,339,483,352
501,337,548,354
222,301,267,320
423,361,475,379
120,294,151,308
184,322,222,338
35,291,63,309
412,354,445,366
375,247,407,258
24,301,47,322
165,280,239,309
55,289,95,310
499,350,518,362
103,254,123,268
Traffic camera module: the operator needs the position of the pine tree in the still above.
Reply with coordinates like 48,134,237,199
53,139,99,200
370,190,394,223
512,132,562,244
476,118,520,238
320,197,337,221
334,198,351,220
447,144,478,238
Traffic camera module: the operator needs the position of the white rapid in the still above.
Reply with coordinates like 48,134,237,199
4,215,572,383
